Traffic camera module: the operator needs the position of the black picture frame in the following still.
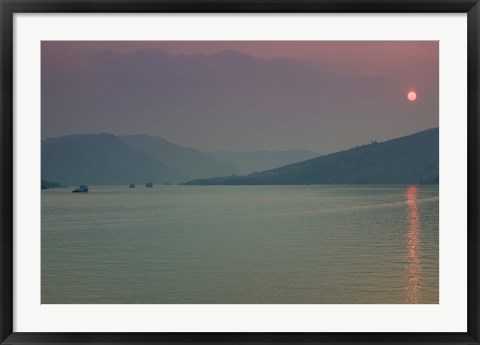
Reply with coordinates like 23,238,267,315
1,1,479,344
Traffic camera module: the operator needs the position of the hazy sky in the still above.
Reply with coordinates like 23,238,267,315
42,41,438,153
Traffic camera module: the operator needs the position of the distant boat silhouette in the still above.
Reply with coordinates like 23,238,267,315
72,185,88,193
129,183,135,188
146,182,153,188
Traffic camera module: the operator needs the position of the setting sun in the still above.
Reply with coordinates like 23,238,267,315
407,91,417,102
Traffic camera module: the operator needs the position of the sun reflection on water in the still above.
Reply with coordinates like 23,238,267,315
405,185,421,303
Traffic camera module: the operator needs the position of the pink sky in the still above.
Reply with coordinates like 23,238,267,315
43,40,437,77
42,41,438,152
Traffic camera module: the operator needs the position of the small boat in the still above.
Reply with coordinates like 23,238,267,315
145,182,153,188
72,185,88,193
129,183,135,188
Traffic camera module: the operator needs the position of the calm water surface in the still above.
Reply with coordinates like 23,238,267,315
42,185,438,304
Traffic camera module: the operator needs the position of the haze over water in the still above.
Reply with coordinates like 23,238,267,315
42,185,438,304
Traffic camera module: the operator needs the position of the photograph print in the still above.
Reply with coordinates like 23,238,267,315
41,41,439,304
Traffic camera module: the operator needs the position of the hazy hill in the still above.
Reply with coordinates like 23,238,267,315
208,150,320,174
41,180,63,189
184,128,439,185
120,135,237,180
42,133,179,185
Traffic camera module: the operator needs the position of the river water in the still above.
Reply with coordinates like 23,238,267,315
41,185,438,304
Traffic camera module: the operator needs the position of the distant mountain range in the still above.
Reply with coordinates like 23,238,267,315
42,134,179,186
41,133,321,186
120,135,236,181
184,128,439,185
208,150,320,175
